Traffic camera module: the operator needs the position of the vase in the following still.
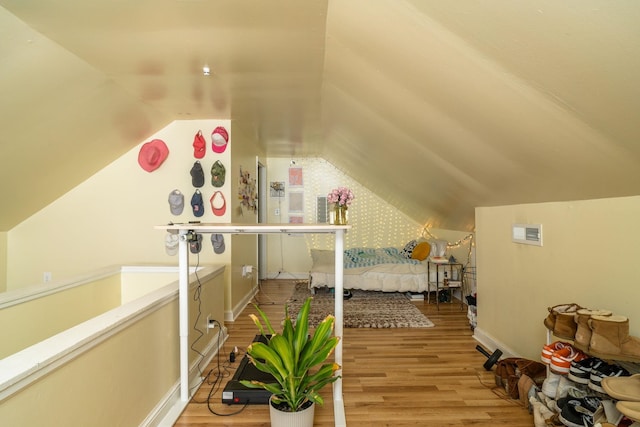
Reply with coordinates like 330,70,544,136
269,396,315,427
334,205,348,225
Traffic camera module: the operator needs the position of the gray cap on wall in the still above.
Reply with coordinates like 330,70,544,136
168,190,184,215
211,234,225,254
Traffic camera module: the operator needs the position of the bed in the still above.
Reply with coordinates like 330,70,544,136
308,239,449,293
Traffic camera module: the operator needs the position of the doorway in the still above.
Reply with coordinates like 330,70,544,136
257,160,267,281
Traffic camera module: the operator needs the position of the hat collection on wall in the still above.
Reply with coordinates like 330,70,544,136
137,126,229,256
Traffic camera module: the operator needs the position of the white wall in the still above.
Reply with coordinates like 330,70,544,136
475,195,640,360
227,122,261,319
265,157,473,278
7,120,231,289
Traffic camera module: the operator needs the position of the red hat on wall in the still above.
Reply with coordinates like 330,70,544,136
193,130,206,159
138,139,169,172
211,126,229,153
210,191,226,216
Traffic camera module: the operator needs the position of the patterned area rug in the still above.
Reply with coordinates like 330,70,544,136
286,283,434,328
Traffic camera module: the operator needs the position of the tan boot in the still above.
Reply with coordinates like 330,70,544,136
588,315,640,363
574,309,612,352
543,303,582,339
554,312,579,340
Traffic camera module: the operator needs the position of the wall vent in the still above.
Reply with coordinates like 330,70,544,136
512,223,543,246
316,196,328,223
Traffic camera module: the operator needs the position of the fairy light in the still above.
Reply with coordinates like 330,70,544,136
300,158,418,251
422,226,474,248
422,226,475,266
283,158,476,267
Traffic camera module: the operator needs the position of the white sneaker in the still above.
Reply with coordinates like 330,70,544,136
542,371,561,399
530,396,556,427
556,375,588,400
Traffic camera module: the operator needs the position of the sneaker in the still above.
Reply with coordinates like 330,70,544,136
556,375,589,400
568,357,605,385
542,371,562,399
536,391,557,413
551,346,587,374
530,396,556,427
589,363,630,393
542,341,570,364
559,396,603,427
555,396,574,412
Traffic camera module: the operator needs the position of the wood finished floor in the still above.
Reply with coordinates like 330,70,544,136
174,280,534,426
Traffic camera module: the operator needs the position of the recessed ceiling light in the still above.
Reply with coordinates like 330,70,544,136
202,65,210,76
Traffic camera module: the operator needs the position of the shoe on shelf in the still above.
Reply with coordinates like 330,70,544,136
589,362,631,394
543,303,582,332
558,396,603,427
588,315,640,363
542,371,562,399
542,341,571,365
616,401,640,422
569,357,605,385
602,374,640,402
556,375,589,401
537,391,557,413
551,346,588,375
530,396,556,427
573,309,613,352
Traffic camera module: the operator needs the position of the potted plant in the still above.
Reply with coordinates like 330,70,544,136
240,296,341,427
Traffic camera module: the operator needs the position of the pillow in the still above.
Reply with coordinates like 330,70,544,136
411,241,431,261
400,240,418,259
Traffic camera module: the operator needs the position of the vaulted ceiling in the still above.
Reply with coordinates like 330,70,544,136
1,0,639,232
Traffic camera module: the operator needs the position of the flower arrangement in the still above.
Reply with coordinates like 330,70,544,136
327,186,354,207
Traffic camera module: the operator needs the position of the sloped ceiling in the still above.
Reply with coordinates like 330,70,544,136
1,0,639,232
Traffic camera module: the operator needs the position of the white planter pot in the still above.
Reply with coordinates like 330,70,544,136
269,396,315,427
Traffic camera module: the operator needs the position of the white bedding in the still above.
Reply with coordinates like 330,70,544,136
308,248,437,293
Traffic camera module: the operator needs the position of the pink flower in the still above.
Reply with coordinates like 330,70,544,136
327,187,354,206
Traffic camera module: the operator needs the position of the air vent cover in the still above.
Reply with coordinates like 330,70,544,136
316,196,328,223
512,223,542,246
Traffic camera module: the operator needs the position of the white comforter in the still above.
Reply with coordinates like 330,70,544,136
309,249,433,293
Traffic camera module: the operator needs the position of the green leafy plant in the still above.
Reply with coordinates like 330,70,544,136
240,297,341,412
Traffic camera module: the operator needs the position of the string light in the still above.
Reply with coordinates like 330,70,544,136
422,227,474,249
280,158,475,267
300,158,419,251
422,226,475,267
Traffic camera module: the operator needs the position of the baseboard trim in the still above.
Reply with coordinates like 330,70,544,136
473,327,520,359
144,329,228,427
224,284,260,322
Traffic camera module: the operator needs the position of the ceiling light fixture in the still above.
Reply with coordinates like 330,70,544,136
202,65,210,76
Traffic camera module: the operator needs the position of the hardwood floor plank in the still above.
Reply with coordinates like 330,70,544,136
173,280,533,426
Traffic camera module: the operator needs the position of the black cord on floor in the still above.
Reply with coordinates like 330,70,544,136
188,319,251,417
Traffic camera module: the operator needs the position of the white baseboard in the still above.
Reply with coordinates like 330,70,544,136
224,284,260,322
143,329,228,427
473,327,520,359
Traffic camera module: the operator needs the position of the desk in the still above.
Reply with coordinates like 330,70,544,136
155,223,350,427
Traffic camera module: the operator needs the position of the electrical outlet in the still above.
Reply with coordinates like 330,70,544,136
242,265,254,277
43,272,52,283
206,315,212,334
